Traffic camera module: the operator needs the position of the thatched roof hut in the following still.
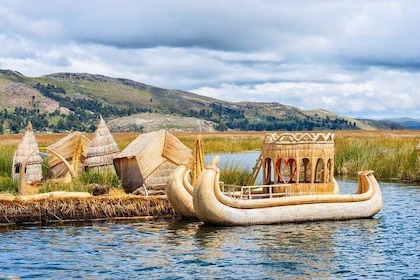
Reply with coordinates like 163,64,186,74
84,116,119,173
113,130,193,193
12,122,42,183
46,131,91,181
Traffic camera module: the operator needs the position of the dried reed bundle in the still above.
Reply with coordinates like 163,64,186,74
192,135,205,183
0,195,176,225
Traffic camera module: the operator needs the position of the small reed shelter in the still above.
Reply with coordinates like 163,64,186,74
261,132,336,195
84,116,119,173
46,131,91,182
113,130,193,194
11,122,43,184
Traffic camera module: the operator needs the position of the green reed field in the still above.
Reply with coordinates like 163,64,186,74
1,130,419,194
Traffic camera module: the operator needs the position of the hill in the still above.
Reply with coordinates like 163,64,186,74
381,117,420,130
0,69,405,133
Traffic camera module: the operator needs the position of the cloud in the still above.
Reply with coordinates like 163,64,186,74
0,0,420,119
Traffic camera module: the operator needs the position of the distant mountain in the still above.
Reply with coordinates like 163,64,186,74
381,117,420,130
0,69,406,133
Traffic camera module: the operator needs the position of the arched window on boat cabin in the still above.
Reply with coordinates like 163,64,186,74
275,157,297,184
263,157,273,185
299,158,310,183
315,158,325,183
326,158,332,183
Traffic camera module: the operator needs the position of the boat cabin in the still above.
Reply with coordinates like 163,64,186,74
261,132,337,195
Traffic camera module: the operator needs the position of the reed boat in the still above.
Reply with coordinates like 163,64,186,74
192,156,382,226
166,132,383,226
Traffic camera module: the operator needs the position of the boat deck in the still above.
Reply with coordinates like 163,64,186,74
221,182,337,200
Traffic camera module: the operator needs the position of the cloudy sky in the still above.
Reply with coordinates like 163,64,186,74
1,0,419,119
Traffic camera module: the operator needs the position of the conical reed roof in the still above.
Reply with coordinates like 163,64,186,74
12,122,42,182
85,116,120,168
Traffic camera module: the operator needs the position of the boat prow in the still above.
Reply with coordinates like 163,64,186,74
166,164,196,219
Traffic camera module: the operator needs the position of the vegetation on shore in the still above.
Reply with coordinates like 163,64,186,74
0,130,419,195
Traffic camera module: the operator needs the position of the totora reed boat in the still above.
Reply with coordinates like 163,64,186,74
166,133,383,226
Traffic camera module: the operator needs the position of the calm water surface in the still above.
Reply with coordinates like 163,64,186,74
0,153,419,279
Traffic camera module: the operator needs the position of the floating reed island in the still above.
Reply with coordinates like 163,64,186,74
1,118,204,225
0,192,176,225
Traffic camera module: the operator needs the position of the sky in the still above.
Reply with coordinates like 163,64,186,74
1,0,420,120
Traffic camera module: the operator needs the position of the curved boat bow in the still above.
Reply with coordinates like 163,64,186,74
166,164,196,219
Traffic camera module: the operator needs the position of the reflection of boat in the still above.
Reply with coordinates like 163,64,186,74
167,132,383,226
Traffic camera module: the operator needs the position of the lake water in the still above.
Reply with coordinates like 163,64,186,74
0,153,419,279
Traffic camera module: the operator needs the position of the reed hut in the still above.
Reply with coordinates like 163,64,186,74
84,116,119,173
11,122,43,183
113,130,193,194
46,131,91,182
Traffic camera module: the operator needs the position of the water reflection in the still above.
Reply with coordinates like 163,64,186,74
1,179,419,279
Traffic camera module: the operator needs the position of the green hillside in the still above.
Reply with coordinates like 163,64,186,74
0,69,404,133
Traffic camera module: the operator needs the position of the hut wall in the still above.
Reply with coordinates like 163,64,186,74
116,158,140,190
114,157,144,193
144,161,177,187
87,164,117,175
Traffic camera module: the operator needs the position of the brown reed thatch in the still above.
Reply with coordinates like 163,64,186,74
11,122,42,183
46,131,91,180
84,116,119,172
113,130,193,193
0,195,176,225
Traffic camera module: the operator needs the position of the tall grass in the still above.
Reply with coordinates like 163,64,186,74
179,134,263,153
0,177,17,194
39,171,121,194
0,144,17,193
219,161,251,186
334,136,420,180
0,144,14,177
